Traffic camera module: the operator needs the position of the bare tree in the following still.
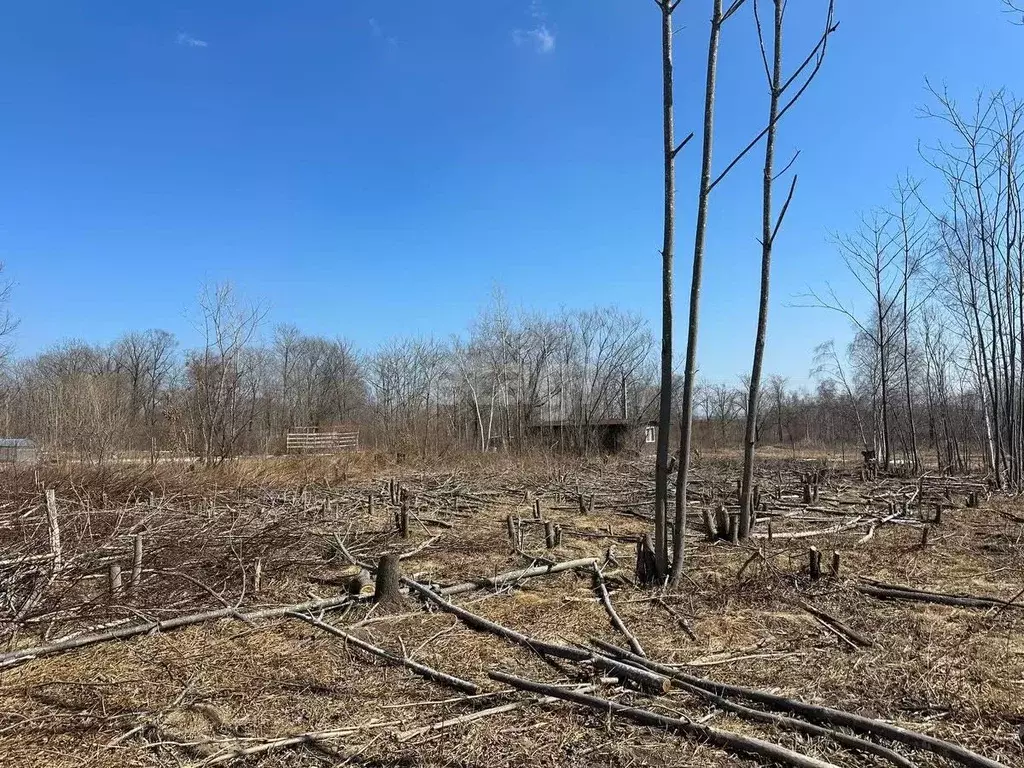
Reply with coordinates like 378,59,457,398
0,264,19,363
672,0,837,555
667,0,750,585
651,0,693,582
738,0,836,539
805,213,904,467
186,282,267,464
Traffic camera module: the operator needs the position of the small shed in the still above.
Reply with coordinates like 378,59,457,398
532,420,658,454
0,438,40,466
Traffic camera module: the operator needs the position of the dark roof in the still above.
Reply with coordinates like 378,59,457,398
0,438,37,448
533,419,656,428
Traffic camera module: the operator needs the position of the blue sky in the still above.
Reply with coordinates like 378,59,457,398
1,1,1021,387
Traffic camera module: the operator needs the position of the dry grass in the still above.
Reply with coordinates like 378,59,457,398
0,453,1021,767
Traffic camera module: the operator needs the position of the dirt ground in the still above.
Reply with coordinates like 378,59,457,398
0,451,1021,767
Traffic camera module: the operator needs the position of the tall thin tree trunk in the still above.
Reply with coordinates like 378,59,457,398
653,0,677,579
671,0,725,586
739,0,784,540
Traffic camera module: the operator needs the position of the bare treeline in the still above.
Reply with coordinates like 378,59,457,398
0,287,660,463
808,86,1024,484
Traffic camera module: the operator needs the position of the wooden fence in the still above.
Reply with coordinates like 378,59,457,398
286,430,359,454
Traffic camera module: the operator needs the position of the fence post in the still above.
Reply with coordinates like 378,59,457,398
45,490,62,572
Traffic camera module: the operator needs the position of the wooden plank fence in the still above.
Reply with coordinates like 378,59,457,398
286,430,359,454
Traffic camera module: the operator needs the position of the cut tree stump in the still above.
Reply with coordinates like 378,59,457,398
808,548,821,581
634,533,658,587
701,508,718,541
374,554,407,611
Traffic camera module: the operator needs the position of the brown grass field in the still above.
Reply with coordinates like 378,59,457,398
0,450,1021,767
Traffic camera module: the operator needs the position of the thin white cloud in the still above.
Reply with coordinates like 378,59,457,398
176,32,208,48
513,1,555,54
513,24,555,53
368,17,398,47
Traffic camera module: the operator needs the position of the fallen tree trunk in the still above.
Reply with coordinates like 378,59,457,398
0,594,352,668
404,578,668,693
593,570,646,657
489,670,841,768
800,602,873,648
593,640,1007,768
395,683,598,742
751,516,865,540
438,557,597,597
289,612,479,694
590,642,910,768
856,581,1022,611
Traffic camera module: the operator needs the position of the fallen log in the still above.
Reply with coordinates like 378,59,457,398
405,578,668,694
856,580,1023,611
189,719,399,765
394,682,598,742
398,534,442,561
592,642,913,768
751,516,865,540
489,670,840,768
800,602,873,648
0,594,353,668
593,569,645,657
289,612,479,694
593,640,1008,768
438,557,597,597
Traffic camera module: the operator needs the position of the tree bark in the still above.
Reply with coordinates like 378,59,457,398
739,0,785,540
671,0,725,586
653,0,678,579
373,554,407,611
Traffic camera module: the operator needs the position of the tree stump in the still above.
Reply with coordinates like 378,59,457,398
108,563,123,601
701,508,717,541
544,521,556,549
808,547,821,581
634,534,658,587
397,501,409,539
802,483,812,504
374,555,407,611
714,504,729,540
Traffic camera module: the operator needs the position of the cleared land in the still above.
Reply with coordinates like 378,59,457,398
0,452,1021,767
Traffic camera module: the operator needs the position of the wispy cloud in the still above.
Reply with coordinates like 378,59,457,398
513,1,555,54
176,32,208,48
513,25,555,53
369,17,398,47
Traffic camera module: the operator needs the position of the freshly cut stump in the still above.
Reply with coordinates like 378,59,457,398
634,533,658,586
374,554,407,611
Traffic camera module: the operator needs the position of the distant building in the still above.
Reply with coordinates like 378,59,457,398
0,438,40,466
531,419,658,455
